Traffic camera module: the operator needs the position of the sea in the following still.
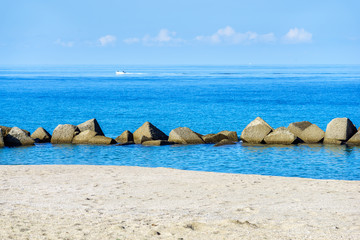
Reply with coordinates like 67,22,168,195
0,65,360,180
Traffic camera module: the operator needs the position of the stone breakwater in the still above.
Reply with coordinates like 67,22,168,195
1,117,360,148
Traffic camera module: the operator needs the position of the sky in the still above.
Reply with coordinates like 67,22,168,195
1,0,359,65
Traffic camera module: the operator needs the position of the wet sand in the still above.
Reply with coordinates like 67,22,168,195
0,165,359,239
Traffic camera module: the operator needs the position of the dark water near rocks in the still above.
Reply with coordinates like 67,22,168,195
0,65,360,180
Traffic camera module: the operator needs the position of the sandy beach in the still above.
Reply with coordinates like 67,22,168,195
0,165,359,239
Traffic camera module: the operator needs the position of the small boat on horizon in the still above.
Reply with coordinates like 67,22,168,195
116,70,126,75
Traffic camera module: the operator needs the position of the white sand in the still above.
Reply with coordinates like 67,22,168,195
0,165,359,240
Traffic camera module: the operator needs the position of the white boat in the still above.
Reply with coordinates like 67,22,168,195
116,71,126,75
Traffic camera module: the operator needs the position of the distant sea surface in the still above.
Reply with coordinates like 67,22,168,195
1,65,360,180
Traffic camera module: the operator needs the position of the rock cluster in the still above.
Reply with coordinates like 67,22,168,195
0,117,359,148
4,127,35,147
1,126,35,147
240,117,359,146
288,121,324,143
115,124,237,147
51,119,115,145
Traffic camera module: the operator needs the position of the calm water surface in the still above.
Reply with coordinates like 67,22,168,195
0,65,360,180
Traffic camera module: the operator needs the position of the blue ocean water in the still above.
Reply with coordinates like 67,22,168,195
0,65,360,180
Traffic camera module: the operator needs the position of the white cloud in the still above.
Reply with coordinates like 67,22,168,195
124,29,184,46
195,26,276,44
99,35,117,46
283,28,312,43
123,37,140,44
54,39,74,47
155,29,174,42
259,33,277,42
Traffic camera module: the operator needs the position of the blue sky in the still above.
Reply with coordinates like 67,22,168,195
1,0,359,64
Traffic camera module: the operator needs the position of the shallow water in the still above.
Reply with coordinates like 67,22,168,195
1,65,360,180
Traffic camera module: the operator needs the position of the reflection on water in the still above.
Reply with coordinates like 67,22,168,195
323,144,356,156
1,143,359,180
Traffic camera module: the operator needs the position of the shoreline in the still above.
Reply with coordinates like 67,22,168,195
1,165,359,239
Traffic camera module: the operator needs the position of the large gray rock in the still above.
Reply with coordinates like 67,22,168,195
0,129,4,148
264,127,297,145
4,127,35,147
346,131,360,146
142,140,175,146
77,118,104,136
240,117,273,144
72,130,98,144
218,130,238,142
0,126,30,137
88,136,116,145
72,130,115,145
133,122,168,144
115,130,134,144
168,127,205,144
288,121,324,143
324,118,357,144
214,139,236,147
31,127,51,143
51,124,80,144
202,133,227,144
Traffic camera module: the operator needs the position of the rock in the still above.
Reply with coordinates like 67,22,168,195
240,117,273,144
0,126,12,136
195,132,203,138
4,127,35,147
116,142,134,146
288,121,324,143
142,140,175,146
218,130,238,142
137,135,152,144
133,122,168,144
0,129,4,148
264,127,298,145
168,127,205,144
214,139,236,147
202,133,227,144
324,139,343,145
88,136,116,145
77,118,104,136
72,130,98,144
115,130,134,144
72,130,115,145
22,129,31,136
31,127,51,143
51,124,80,144
0,126,30,137
324,118,357,144
288,121,311,136
346,131,360,145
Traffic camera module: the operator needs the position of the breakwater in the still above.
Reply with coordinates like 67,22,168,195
1,117,360,148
